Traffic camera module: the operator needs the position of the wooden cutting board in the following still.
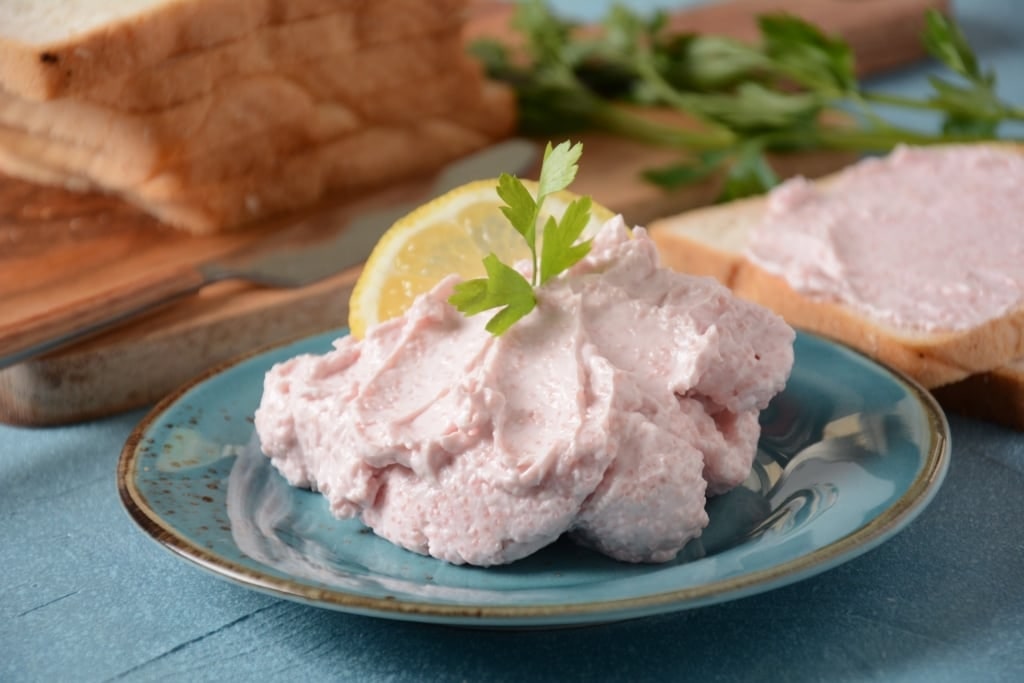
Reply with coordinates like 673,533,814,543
0,0,948,426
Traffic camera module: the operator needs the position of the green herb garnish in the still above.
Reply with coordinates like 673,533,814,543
470,3,1024,201
448,140,592,335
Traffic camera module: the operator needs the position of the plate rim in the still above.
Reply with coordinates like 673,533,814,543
117,329,950,626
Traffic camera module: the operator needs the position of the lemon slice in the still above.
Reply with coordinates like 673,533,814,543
348,179,614,339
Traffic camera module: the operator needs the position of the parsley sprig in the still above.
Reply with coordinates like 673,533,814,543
470,3,1024,202
448,141,593,335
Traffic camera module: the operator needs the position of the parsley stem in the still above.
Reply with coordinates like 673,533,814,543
862,90,1024,120
526,201,541,287
630,57,738,145
588,102,736,150
861,90,953,112
764,125,1023,152
589,100,1021,158
844,92,900,133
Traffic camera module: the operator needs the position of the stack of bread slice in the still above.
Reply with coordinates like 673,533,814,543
0,0,515,233
648,144,1024,430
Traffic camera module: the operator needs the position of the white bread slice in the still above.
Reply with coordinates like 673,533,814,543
132,78,514,204
0,77,350,184
0,27,469,153
126,118,501,232
0,0,465,101
84,10,474,111
647,151,1024,392
0,56,489,190
0,84,515,233
81,13,370,111
0,119,489,232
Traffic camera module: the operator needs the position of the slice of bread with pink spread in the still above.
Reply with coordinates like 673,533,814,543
648,145,1024,429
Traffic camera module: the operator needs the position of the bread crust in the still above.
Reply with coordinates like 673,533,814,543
0,0,466,101
85,15,473,111
0,86,515,234
81,14,370,111
0,29,471,153
932,364,1024,430
131,118,500,233
0,59,495,189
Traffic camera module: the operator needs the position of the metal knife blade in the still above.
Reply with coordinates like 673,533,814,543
0,139,539,369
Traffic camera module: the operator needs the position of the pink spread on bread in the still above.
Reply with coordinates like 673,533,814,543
746,145,1024,332
254,218,794,566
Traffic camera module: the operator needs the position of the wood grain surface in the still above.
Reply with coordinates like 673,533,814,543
0,0,946,425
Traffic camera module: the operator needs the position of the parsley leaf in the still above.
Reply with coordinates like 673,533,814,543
642,149,732,190
537,140,583,196
922,10,981,80
496,172,539,274
540,195,593,284
719,144,778,202
758,14,855,93
448,140,594,335
448,255,537,336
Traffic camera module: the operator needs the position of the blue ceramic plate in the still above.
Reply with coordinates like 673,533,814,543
118,330,949,628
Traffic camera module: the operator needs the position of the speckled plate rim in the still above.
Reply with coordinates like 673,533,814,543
117,330,950,628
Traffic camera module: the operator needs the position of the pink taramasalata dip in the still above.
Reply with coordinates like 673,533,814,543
746,145,1024,332
254,218,794,566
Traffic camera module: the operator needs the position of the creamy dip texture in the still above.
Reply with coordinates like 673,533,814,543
746,145,1024,332
255,218,794,566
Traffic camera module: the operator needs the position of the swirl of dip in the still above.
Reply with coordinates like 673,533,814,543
255,218,794,566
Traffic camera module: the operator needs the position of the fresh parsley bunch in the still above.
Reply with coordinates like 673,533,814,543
470,2,1024,202
449,141,592,335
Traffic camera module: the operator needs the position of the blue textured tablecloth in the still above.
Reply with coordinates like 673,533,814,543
3,1,1023,681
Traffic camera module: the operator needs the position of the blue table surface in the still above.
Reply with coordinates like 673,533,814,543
4,1,1024,681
